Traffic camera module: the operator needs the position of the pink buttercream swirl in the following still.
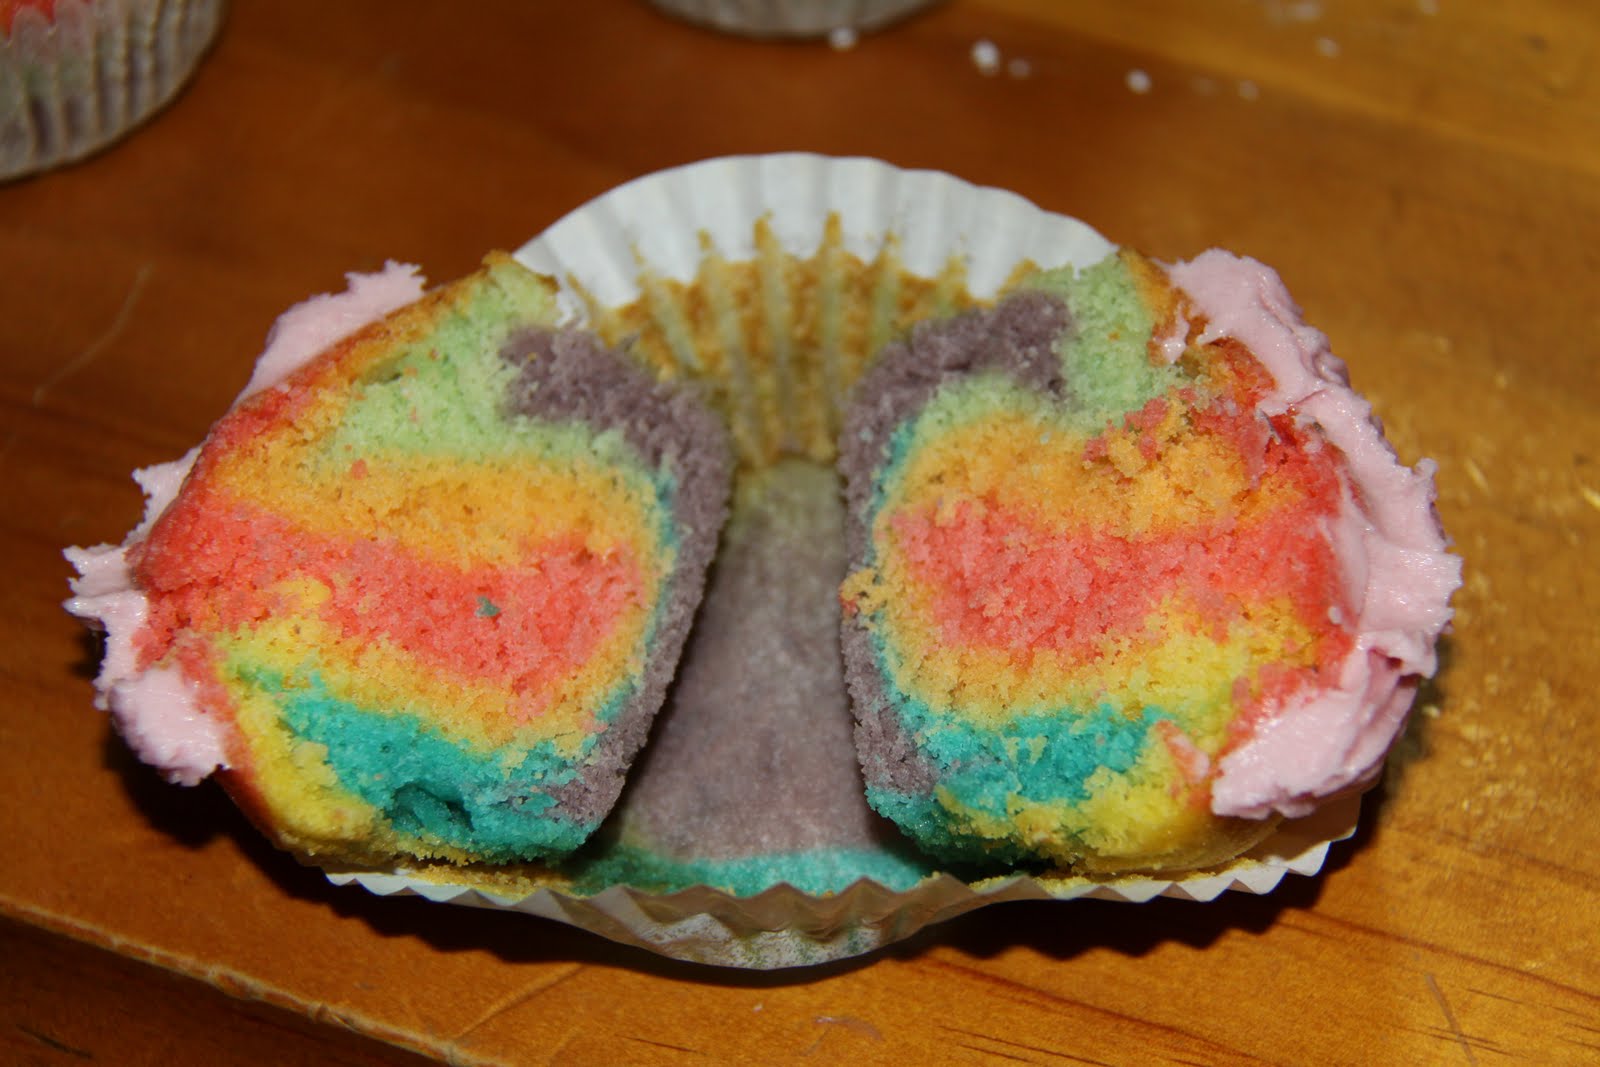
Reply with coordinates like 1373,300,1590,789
1166,251,1461,819
62,263,426,786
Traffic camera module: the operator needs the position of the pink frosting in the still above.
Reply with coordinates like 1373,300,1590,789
63,264,426,786
1166,251,1461,819
239,262,424,400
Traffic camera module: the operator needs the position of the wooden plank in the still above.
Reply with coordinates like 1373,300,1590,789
2,0,1594,1062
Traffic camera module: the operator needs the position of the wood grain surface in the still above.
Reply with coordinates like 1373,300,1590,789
3,1,1597,1063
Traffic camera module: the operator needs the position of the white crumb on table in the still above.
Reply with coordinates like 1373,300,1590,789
828,26,858,50
971,39,1001,75
1315,36,1340,57
1125,68,1152,93
1238,78,1261,100
1263,0,1323,24
1463,458,1490,493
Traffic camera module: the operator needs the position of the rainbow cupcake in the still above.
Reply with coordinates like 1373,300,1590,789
66,254,730,865
67,157,1460,965
648,0,936,38
840,249,1459,873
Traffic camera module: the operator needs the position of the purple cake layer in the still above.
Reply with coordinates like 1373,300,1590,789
604,460,908,863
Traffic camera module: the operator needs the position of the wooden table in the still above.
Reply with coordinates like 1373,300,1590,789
4,1,1597,1063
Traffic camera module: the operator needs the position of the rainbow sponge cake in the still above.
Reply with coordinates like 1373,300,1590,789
65,255,730,866
65,211,1458,891
840,249,1460,873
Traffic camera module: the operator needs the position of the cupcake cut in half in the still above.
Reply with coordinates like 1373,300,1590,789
66,211,1457,890
66,254,730,866
840,249,1459,873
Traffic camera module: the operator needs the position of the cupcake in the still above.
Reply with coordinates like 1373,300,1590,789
838,249,1459,874
1,0,226,180
67,155,1459,967
65,254,731,866
647,0,937,39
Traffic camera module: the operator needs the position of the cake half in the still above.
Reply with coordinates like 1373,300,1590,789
840,250,1458,873
67,255,730,866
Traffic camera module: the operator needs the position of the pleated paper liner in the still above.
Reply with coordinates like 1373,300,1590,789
328,795,1356,969
647,0,938,39
1,0,227,180
525,153,1111,470
324,155,1365,969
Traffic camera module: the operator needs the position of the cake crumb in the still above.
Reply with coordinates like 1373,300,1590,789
1263,0,1323,24
828,26,858,50
1126,69,1152,94
971,39,1001,75
1238,79,1261,100
1314,36,1340,58
1463,457,1489,492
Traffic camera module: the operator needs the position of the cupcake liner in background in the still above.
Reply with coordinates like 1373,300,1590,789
325,155,1366,970
0,0,226,180
648,0,937,38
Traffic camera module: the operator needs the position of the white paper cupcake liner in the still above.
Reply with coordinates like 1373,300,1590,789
329,797,1358,969
1,0,226,180
324,154,1367,970
519,153,1111,311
